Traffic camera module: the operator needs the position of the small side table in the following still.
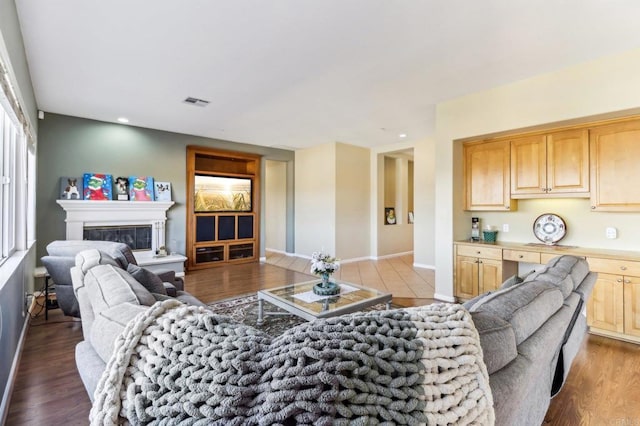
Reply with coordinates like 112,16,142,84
33,266,54,320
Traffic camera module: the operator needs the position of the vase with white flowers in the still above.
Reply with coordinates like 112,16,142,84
311,251,340,295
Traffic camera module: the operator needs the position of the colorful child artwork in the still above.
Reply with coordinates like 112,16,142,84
59,177,83,200
129,176,154,201
154,181,171,201
83,173,113,200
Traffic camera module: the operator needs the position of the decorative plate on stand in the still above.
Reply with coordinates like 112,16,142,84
533,213,567,245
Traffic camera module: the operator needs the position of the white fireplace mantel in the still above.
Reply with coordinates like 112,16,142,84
57,199,175,260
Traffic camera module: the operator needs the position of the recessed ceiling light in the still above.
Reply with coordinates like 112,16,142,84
399,133,407,138
117,117,129,123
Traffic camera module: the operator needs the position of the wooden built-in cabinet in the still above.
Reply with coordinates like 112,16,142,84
454,240,640,344
463,140,516,211
586,257,640,341
454,244,517,299
590,119,640,211
510,129,589,198
186,146,261,270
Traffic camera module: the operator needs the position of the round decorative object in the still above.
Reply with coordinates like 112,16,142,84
313,273,340,296
533,213,567,245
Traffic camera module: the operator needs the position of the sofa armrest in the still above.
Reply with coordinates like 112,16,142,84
156,270,184,291
163,282,177,297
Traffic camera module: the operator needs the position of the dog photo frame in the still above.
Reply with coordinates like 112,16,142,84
59,177,83,200
154,181,172,201
114,176,130,200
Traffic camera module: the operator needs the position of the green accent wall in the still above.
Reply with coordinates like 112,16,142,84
36,113,295,261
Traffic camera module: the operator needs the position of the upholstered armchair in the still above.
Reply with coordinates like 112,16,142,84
41,240,184,317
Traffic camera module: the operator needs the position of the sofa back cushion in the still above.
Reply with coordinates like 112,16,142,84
469,311,518,375
523,255,590,298
468,281,564,345
83,264,156,314
47,240,136,269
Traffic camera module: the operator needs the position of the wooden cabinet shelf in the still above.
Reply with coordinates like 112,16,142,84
187,147,261,269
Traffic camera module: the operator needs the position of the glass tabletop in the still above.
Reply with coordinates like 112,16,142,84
259,279,391,316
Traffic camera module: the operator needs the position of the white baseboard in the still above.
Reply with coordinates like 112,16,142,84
373,251,414,260
413,262,435,270
434,293,457,303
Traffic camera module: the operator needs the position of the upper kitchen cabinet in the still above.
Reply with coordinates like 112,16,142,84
590,119,640,211
464,140,516,211
511,129,589,198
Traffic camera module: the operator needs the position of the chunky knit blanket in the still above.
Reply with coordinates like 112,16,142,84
90,300,494,425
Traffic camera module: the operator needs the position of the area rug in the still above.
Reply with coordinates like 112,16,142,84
207,293,393,336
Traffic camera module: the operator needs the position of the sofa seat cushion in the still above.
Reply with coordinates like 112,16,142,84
91,302,147,363
469,311,518,375
467,281,564,345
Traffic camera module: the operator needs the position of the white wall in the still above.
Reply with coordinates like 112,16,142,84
412,137,436,268
264,160,287,252
295,143,337,256
335,143,370,260
434,47,640,300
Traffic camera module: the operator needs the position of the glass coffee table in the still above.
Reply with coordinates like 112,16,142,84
256,279,392,325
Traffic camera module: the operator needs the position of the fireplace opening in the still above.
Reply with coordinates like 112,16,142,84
83,225,153,251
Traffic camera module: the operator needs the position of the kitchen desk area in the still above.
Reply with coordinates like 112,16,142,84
454,240,640,344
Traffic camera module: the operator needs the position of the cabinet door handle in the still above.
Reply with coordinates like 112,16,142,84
476,251,481,254
621,266,627,271
624,279,631,284
591,206,596,210
518,255,524,258
617,278,623,283
478,260,483,264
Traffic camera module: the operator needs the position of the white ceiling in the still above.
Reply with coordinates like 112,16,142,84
14,1,640,150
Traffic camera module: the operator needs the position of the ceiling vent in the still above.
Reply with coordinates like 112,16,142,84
183,97,210,107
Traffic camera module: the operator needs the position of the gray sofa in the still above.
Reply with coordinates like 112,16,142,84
464,255,596,426
70,248,205,399
41,240,184,317
73,249,594,425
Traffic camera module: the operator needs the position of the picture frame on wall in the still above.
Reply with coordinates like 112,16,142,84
83,173,113,200
129,176,154,201
385,207,396,225
59,177,83,200
154,181,172,201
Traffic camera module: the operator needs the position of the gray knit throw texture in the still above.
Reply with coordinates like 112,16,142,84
90,300,494,425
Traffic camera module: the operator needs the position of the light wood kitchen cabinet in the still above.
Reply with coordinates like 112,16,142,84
463,140,516,211
590,119,640,211
587,272,624,334
510,129,589,198
455,244,516,299
586,257,640,342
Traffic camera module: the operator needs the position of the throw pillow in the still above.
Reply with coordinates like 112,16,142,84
127,264,167,295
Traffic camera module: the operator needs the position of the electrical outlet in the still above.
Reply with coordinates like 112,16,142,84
502,224,510,232
606,227,617,239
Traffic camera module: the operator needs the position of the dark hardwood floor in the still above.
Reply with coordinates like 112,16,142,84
6,259,640,425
